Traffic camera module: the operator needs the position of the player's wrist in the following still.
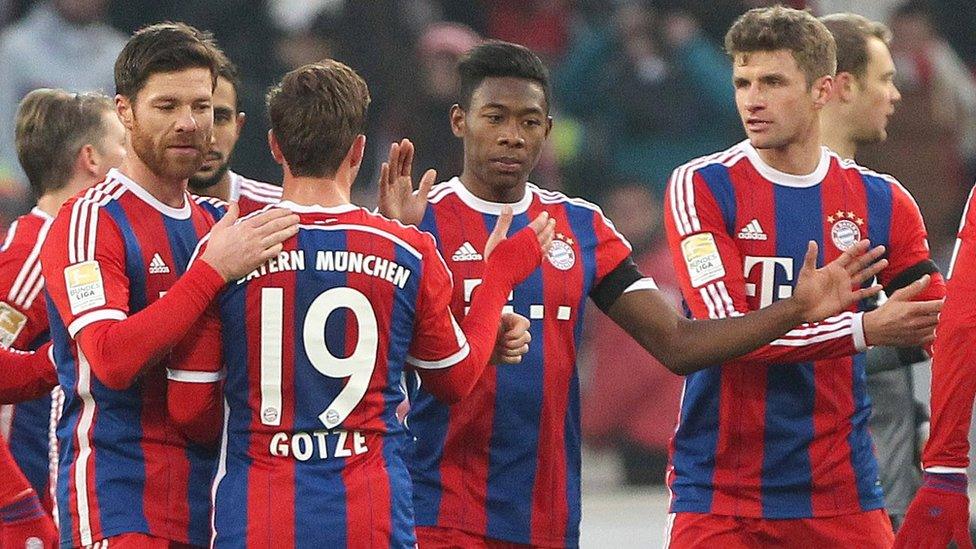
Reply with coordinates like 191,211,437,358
921,472,968,494
0,489,45,524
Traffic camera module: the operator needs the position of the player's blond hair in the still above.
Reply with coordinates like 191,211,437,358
14,89,114,197
725,6,837,86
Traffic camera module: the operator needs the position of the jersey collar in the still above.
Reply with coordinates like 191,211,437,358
275,200,360,215
447,176,533,215
742,140,831,188
109,168,192,219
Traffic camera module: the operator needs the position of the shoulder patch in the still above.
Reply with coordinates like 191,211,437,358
680,233,726,288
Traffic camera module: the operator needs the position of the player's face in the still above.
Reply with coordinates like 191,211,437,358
190,76,244,191
125,67,214,181
848,37,900,145
453,76,552,194
93,110,126,178
733,50,827,151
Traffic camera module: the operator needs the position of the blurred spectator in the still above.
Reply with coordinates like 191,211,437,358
396,22,480,185
484,0,570,64
556,2,740,197
580,183,684,486
858,1,976,266
0,0,125,188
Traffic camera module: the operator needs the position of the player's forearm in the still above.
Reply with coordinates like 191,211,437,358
419,280,511,403
646,297,817,375
0,343,56,404
77,260,226,390
922,244,976,471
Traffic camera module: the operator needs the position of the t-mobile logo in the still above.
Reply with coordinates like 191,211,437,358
743,256,794,308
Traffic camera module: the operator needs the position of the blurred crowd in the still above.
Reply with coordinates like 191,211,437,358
2,0,975,485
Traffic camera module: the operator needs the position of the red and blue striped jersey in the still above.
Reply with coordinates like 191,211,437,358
663,141,945,519
229,171,281,214
41,169,218,547
0,207,57,511
406,178,632,547
201,202,469,548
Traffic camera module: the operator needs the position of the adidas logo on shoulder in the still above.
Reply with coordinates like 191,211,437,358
737,219,768,241
149,253,171,274
451,242,483,262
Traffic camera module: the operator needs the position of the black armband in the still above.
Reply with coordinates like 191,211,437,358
590,256,648,313
885,259,940,294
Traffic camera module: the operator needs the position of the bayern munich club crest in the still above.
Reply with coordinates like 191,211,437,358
827,210,864,251
548,233,576,270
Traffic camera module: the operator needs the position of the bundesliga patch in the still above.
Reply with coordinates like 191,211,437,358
827,210,864,251
681,233,725,288
0,301,27,348
65,260,107,315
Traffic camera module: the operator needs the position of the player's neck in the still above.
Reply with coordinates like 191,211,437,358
459,171,525,204
36,183,82,217
281,175,350,207
210,172,233,202
754,132,823,176
820,112,857,160
120,157,186,208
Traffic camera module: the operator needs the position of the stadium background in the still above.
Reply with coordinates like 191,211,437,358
1,0,975,545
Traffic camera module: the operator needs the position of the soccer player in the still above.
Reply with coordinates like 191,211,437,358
378,41,896,548
820,13,928,532
0,89,124,529
188,53,281,213
663,7,945,547
40,23,298,548
0,344,57,549
894,185,976,549
166,59,551,548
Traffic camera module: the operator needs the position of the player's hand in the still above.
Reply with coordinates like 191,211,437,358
484,207,555,287
377,139,436,226
894,473,973,549
790,240,887,323
201,203,300,281
0,490,59,548
491,313,531,365
863,274,943,347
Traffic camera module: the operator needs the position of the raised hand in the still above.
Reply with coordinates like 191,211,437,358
894,473,973,549
791,240,887,323
377,138,436,226
484,206,555,288
491,312,531,365
201,203,300,281
863,274,943,347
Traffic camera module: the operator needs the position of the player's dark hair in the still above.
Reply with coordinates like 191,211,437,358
266,60,370,178
457,41,551,112
725,6,837,86
820,13,891,80
214,50,242,110
15,89,115,198
114,21,220,100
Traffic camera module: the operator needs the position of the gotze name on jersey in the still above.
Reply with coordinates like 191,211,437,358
237,249,412,289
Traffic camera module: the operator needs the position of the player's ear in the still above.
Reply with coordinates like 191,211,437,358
812,74,833,110
116,94,134,130
236,111,246,134
76,143,99,177
834,72,856,103
347,134,366,170
268,130,284,166
450,104,465,138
